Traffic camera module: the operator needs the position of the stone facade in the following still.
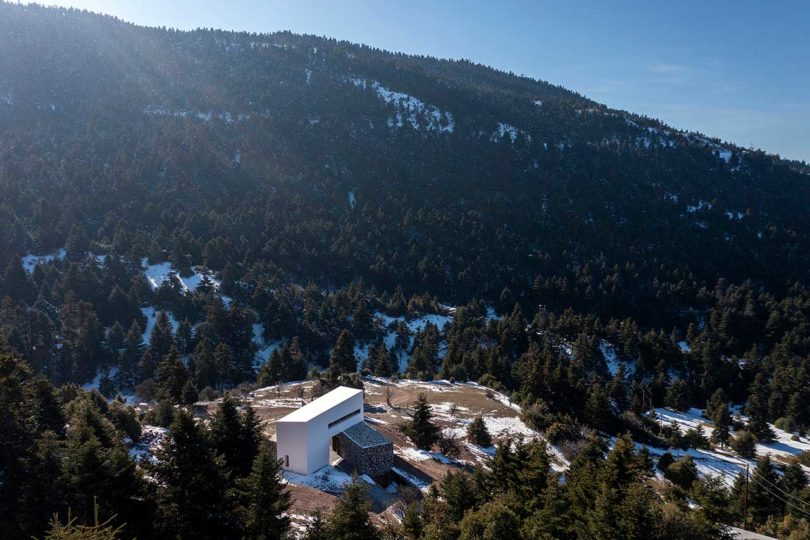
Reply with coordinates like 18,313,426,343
334,421,393,477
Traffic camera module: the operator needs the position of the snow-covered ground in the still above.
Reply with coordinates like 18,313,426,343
128,425,168,464
600,341,635,376
252,323,281,367
373,310,454,372
283,464,353,495
644,407,810,486
141,259,221,293
491,122,531,143
363,377,569,473
21,248,67,272
140,307,179,342
391,466,431,492
348,78,454,133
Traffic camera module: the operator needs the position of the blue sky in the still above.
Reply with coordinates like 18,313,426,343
22,0,810,162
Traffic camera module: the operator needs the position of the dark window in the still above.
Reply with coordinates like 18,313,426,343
328,409,361,429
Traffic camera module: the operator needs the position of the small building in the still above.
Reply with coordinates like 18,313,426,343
275,385,392,476
334,421,394,477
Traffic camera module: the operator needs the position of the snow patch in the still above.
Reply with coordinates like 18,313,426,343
141,259,220,293
284,464,353,494
391,466,431,492
686,200,712,213
21,248,66,273
140,307,179,343
348,78,454,133
492,122,531,143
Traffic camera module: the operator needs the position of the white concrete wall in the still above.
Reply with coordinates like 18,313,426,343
278,391,365,475
276,421,308,474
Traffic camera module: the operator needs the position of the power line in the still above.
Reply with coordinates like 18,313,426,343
748,475,810,519
752,470,810,509
675,456,810,512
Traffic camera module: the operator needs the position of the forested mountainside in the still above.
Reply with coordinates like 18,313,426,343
2,3,810,539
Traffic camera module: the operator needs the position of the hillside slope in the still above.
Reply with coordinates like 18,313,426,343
0,3,808,325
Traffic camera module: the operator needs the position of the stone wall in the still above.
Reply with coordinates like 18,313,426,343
335,433,393,477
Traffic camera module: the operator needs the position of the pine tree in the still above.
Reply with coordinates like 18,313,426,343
404,392,439,450
370,340,393,377
439,471,480,523
236,444,292,540
458,501,520,540
329,330,356,379
175,319,194,355
193,337,216,390
746,374,775,441
708,391,731,447
665,379,690,412
154,347,189,402
402,503,422,540
325,479,379,540
747,456,784,526
118,320,144,388
466,415,492,447
213,342,236,389
283,338,308,381
302,510,327,540
208,396,261,479
148,311,175,359
259,348,283,387
150,410,235,539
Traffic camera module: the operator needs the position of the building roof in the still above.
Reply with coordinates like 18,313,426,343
276,386,363,423
341,421,391,449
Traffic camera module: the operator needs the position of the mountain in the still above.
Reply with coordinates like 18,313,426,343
4,4,810,539
1,3,808,327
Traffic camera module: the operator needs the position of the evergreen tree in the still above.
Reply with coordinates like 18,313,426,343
458,501,520,540
708,391,732,447
466,415,492,447
302,510,327,540
747,456,784,526
665,379,690,411
125,339,152,386
746,374,775,441
150,410,235,539
259,348,283,387
175,318,194,355
329,330,356,379
214,342,236,389
193,337,216,390
404,393,439,450
402,503,423,540
208,396,261,478
148,311,175,359
236,444,292,540
325,479,379,540
154,347,189,402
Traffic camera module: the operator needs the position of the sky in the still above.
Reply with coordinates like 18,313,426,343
19,0,810,162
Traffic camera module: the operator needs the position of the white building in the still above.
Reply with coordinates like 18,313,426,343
275,386,365,475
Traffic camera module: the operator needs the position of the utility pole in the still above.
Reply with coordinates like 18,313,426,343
743,463,749,529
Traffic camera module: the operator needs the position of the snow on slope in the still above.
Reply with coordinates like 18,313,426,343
283,464,353,495
141,259,221,293
491,122,531,143
252,323,281,367
643,407,810,486
140,307,179,342
21,249,67,272
348,78,454,133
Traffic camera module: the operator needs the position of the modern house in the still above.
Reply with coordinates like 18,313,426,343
275,385,393,476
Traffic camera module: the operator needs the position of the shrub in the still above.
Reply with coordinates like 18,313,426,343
657,452,675,471
731,430,757,458
467,416,492,447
